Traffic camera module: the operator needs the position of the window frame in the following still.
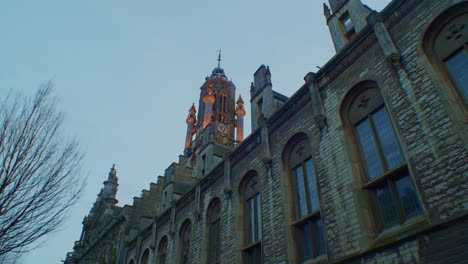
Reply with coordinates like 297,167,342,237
285,136,326,261
342,82,422,232
239,172,263,264
179,219,192,264
422,3,468,113
340,11,356,41
207,198,222,264
157,236,168,264
140,248,150,264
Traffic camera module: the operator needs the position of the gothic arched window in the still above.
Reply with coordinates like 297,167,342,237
157,236,168,264
141,248,150,264
342,82,421,230
207,198,221,264
240,172,262,264
179,219,191,264
423,3,468,109
284,135,325,260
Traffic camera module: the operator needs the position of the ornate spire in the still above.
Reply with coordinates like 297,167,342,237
186,104,197,124
108,163,118,182
217,49,222,68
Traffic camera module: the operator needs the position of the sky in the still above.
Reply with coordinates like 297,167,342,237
0,0,392,263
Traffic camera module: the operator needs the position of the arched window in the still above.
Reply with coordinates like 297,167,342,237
128,259,135,264
207,198,221,264
141,249,150,264
179,219,192,264
423,3,468,108
240,172,262,264
284,135,325,260
157,236,168,264
343,82,421,230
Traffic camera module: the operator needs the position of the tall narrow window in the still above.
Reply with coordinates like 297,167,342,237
241,172,262,264
346,84,421,230
201,154,206,176
157,236,168,264
179,220,191,264
207,198,221,264
423,5,468,108
219,89,228,122
340,12,356,40
141,249,150,264
286,137,325,260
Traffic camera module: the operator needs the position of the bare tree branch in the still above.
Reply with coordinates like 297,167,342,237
0,82,86,259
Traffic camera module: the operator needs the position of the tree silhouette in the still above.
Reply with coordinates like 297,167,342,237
0,82,85,261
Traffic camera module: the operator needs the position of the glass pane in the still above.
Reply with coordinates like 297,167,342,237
356,118,384,179
395,175,421,217
298,222,313,259
294,166,308,217
375,184,399,227
244,245,261,264
372,107,404,170
256,194,262,241
344,18,353,32
315,218,325,256
210,222,219,263
446,49,468,101
305,159,320,211
248,198,255,243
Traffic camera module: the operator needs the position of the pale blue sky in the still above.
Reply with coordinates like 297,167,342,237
0,0,391,263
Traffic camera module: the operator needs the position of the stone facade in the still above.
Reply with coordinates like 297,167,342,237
65,0,468,263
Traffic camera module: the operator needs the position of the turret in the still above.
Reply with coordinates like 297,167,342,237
102,164,119,204
184,104,197,154
324,0,372,52
235,95,246,141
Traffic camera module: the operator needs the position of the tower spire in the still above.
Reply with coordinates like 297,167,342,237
217,49,222,68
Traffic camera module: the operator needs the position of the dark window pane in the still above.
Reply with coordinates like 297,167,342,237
446,49,468,101
395,175,421,217
375,184,399,227
372,107,404,170
356,118,384,179
305,159,320,212
315,218,325,256
294,166,308,217
256,194,262,241
244,245,261,264
209,221,219,263
248,198,255,243
344,18,353,32
298,222,313,259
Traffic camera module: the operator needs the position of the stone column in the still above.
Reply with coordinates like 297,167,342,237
305,72,327,130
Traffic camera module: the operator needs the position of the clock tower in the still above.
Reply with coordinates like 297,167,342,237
183,53,245,177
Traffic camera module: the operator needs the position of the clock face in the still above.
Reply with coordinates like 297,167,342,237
218,123,227,134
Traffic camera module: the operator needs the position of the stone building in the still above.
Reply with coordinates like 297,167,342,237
65,0,468,263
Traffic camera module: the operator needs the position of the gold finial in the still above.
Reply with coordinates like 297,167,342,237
216,49,222,68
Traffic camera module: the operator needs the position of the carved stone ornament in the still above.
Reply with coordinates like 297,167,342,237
314,114,328,130
357,95,371,109
446,23,465,40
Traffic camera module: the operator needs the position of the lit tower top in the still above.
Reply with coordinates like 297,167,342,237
183,51,245,177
